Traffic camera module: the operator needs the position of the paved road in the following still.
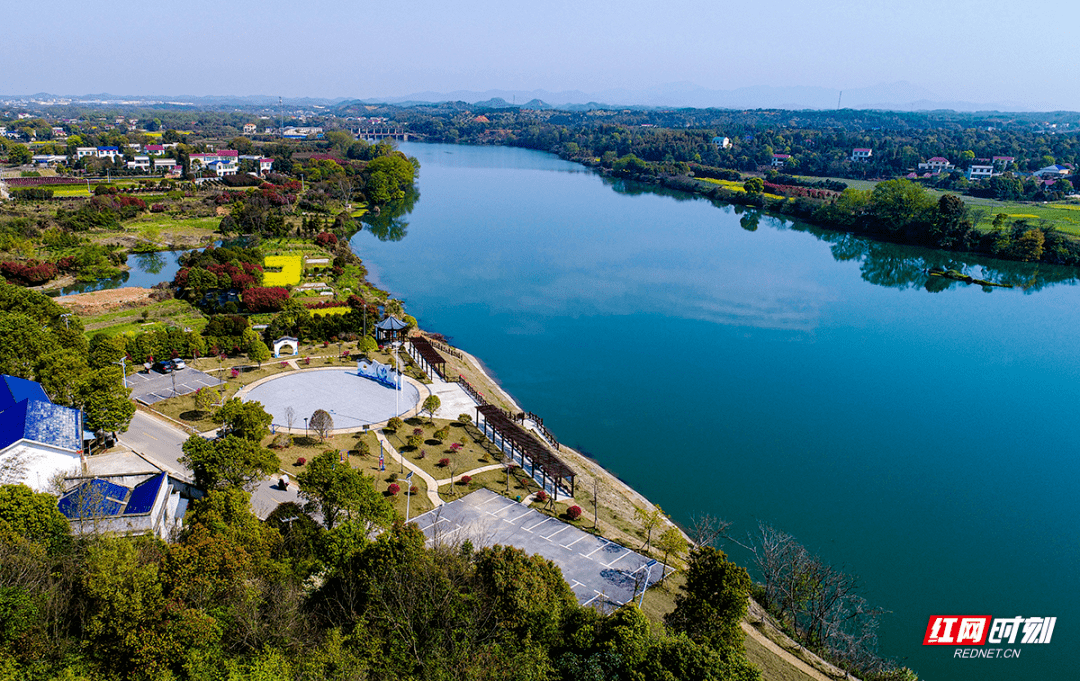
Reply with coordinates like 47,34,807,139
119,409,299,519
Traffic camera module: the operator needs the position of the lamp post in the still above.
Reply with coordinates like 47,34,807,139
304,417,308,439
112,357,127,388
392,341,402,417
404,470,413,523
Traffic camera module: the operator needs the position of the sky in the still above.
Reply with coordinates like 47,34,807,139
5,0,1079,110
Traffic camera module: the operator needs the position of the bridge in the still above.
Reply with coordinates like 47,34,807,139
356,127,410,142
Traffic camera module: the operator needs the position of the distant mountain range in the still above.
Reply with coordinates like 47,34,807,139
0,82,1052,113
372,81,1040,112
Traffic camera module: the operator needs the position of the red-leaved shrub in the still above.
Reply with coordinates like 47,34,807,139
566,506,583,521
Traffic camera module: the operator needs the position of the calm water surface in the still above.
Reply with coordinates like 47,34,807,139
356,143,1076,681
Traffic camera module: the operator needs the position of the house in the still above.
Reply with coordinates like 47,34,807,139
771,153,791,168
153,158,178,174
126,156,151,171
259,158,273,174
851,148,873,162
51,127,67,139
1033,164,1071,178
966,165,994,181
282,126,323,139
31,155,67,166
917,157,954,173
992,156,1015,169
0,375,86,492
243,123,257,135
96,146,121,160
207,159,238,176
711,136,731,149
58,464,188,539
76,146,97,159
145,144,165,156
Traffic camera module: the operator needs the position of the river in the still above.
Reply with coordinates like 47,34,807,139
350,142,1077,681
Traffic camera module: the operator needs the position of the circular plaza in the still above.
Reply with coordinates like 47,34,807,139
241,368,422,432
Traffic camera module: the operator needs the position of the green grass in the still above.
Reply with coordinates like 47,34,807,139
50,185,92,197
383,417,499,481
77,298,207,334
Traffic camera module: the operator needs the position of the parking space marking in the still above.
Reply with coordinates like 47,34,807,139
603,551,629,567
543,526,570,541
561,536,587,549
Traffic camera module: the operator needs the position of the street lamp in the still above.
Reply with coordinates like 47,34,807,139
112,357,127,388
392,341,402,417
304,417,308,439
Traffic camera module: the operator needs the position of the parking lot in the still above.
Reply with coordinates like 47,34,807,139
412,488,669,607
126,366,224,405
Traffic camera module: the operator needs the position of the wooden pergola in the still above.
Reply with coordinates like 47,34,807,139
476,404,576,498
408,337,447,380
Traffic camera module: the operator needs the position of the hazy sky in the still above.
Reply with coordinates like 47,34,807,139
6,0,1078,110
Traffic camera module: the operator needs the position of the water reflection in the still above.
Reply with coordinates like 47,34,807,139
131,251,166,275
361,186,419,242
604,178,1080,293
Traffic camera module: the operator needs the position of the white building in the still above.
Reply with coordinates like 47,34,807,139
126,156,151,171
966,165,994,181
851,148,873,162
917,157,954,173
712,136,731,149
153,158,179,174
76,146,97,159
58,468,188,540
0,375,85,492
243,123,257,135
96,146,121,159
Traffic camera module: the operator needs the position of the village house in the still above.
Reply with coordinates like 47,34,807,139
0,375,87,492
851,148,873,162
243,123,257,135
966,164,994,181
917,157,954,173
712,136,732,149
771,153,791,167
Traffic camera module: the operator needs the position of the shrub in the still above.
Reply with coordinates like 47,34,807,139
457,414,472,424
439,457,450,467
413,427,423,437
387,483,400,496
459,475,472,485
566,505,583,521
304,357,311,365
243,286,291,312
406,433,423,449
449,442,462,452
410,485,419,495
151,203,165,213
536,490,548,502
434,427,450,442
386,417,403,431
296,457,307,466
315,231,338,246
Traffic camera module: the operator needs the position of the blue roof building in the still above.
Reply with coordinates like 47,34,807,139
0,374,84,491
58,472,186,539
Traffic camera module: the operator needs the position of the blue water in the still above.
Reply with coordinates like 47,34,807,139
350,143,1078,680
57,249,192,296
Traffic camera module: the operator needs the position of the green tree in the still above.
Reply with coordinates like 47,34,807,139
0,484,69,553
5,144,31,165
868,178,936,233
214,397,272,441
634,505,665,552
296,449,393,531
421,394,441,422
656,525,689,568
742,177,764,194
77,366,135,433
88,333,128,369
665,546,752,651
474,544,577,646
35,348,89,407
247,339,271,369
180,434,278,490
193,385,222,417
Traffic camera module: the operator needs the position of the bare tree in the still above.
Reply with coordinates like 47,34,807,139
633,505,665,553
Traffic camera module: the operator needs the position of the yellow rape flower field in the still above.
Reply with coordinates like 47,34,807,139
262,255,303,286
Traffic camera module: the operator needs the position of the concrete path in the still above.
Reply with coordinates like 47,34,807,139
374,431,443,508
433,462,506,487
428,378,478,420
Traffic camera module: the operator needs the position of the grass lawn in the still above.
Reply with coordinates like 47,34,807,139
308,306,350,316
696,177,787,201
383,417,501,481
51,185,92,197
79,298,208,334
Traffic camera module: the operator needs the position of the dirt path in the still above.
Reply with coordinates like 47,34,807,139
56,286,155,315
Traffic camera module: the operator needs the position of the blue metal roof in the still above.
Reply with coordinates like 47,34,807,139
0,375,82,452
58,479,128,519
0,375,49,411
123,473,165,515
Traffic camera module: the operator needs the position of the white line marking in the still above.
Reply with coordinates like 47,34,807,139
583,544,605,558
543,526,570,541
603,552,629,567
562,536,587,549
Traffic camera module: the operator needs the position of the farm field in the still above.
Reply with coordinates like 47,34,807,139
263,254,303,286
